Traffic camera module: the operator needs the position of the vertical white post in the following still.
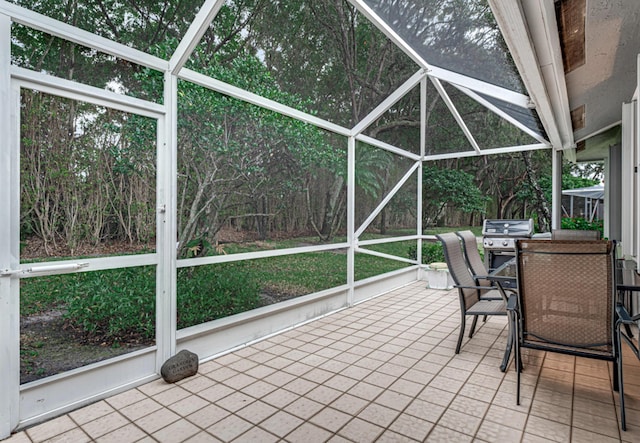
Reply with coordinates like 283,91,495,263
156,71,178,369
621,101,636,258
551,148,563,230
0,12,19,439
636,55,640,267
417,76,427,276
346,136,356,306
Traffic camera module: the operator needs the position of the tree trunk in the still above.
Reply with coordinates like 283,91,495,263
522,151,552,231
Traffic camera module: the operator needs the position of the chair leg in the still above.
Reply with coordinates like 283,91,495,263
456,313,466,354
513,311,521,406
616,323,626,431
469,315,479,338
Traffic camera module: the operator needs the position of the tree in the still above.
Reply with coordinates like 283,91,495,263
422,164,487,226
171,47,337,254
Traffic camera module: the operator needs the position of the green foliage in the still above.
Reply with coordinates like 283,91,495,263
407,243,446,264
355,143,394,198
177,263,261,329
64,267,156,340
561,217,604,237
20,274,75,316
21,235,456,341
35,263,264,339
532,166,600,204
422,164,487,224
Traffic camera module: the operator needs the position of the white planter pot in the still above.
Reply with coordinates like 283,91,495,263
425,262,454,289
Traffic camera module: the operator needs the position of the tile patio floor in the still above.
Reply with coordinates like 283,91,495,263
4,281,640,442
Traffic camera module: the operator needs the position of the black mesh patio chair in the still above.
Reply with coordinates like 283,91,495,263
508,239,628,429
436,233,508,354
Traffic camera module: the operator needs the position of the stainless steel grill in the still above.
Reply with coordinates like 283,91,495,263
482,219,534,273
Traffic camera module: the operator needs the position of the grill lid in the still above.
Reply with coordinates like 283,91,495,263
482,219,534,238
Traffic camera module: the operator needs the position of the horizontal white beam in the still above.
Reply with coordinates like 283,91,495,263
0,2,167,71
177,242,351,268
16,254,159,278
357,235,419,246
12,67,166,118
355,246,417,265
423,143,550,161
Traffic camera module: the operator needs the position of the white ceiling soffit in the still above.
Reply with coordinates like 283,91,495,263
488,0,570,151
564,0,640,146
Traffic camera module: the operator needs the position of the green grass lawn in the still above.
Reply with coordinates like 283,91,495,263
20,229,478,336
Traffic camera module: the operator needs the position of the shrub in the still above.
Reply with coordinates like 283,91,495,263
177,262,261,329
407,242,445,264
560,217,604,238
63,262,262,341
64,266,156,341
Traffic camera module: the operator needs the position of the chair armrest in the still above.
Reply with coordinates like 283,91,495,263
616,304,640,324
617,284,640,292
472,274,491,281
454,284,496,290
506,294,518,312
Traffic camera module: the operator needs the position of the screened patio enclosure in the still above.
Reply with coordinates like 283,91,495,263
1,0,638,437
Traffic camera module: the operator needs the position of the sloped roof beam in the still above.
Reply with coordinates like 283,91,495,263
430,77,481,154
352,69,426,136
488,0,571,150
452,84,550,145
355,134,421,161
180,68,352,137
169,0,226,74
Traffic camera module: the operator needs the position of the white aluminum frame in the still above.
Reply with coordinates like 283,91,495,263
0,0,565,437
9,78,166,430
2,2,167,72
169,0,226,74
430,77,481,154
0,11,19,436
637,54,640,266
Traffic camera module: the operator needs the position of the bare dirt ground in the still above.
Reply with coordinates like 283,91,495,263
20,311,152,384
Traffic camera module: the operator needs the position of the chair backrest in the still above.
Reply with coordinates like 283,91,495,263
456,231,489,284
551,229,601,240
436,233,478,308
515,239,615,357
